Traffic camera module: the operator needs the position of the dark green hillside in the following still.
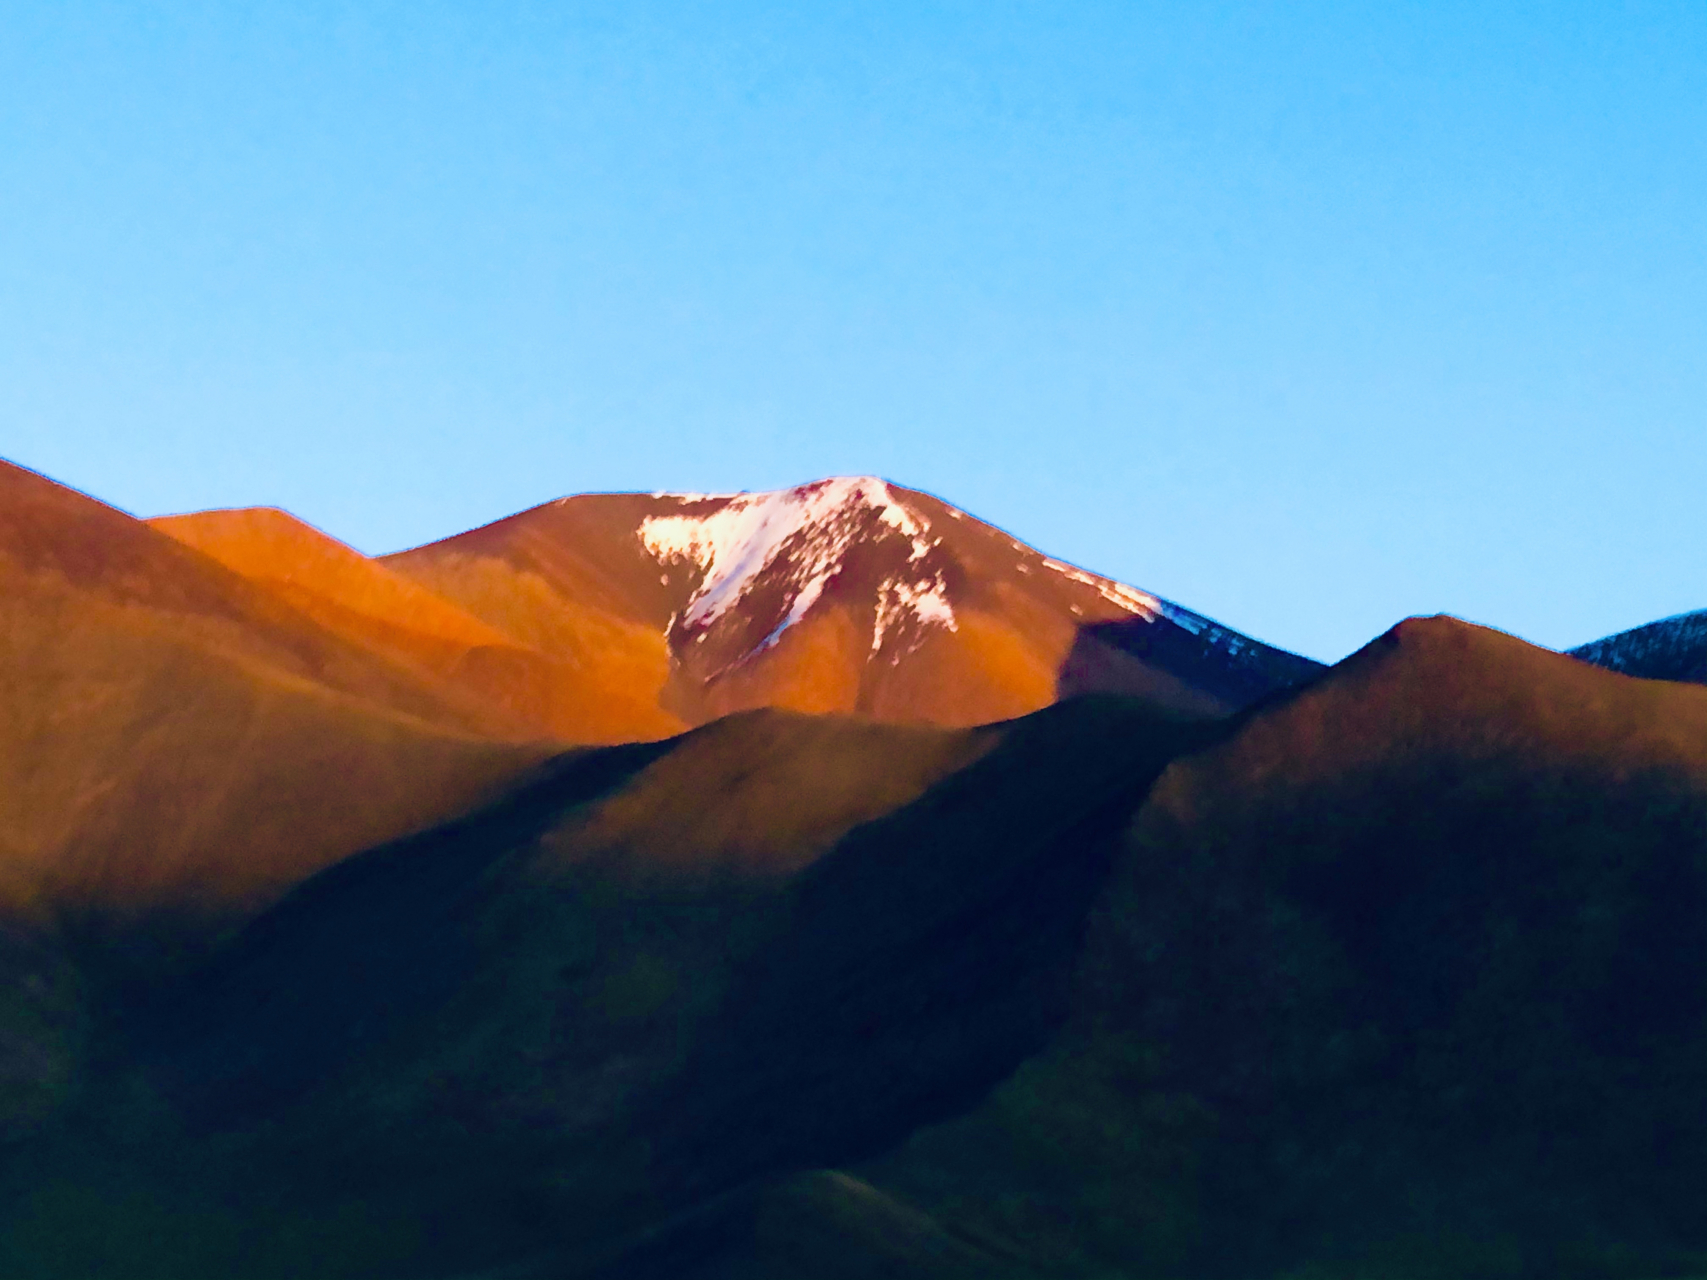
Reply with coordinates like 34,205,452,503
7,617,1707,1279
0,929,83,1146
570,1170,1035,1280
836,618,1707,1280
0,697,1213,1279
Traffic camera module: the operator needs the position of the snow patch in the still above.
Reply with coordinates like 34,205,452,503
639,477,947,650
872,573,957,655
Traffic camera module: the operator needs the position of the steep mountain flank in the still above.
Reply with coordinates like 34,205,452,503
0,699,1212,1279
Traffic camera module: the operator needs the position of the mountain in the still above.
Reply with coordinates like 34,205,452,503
848,616,1707,1280
150,506,684,744
1057,608,1325,713
385,476,1316,728
0,460,549,929
7,618,1705,1280
0,459,1310,991
8,458,1704,1278
1570,608,1707,685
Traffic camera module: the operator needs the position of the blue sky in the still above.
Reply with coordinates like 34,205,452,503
2,2,1702,661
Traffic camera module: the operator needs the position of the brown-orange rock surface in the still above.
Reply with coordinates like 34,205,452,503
133,477,1322,746
150,506,682,745
385,477,1303,730
0,461,551,924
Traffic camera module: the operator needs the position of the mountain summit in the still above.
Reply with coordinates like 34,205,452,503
384,476,1320,728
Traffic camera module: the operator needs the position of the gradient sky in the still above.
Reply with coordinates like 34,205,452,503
3,2,1703,661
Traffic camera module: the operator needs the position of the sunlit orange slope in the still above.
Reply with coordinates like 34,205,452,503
384,477,1281,729
380,481,1113,729
150,506,682,744
141,477,1315,745
0,461,551,921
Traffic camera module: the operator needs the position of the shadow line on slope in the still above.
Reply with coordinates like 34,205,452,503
627,697,1227,1216
132,739,676,1128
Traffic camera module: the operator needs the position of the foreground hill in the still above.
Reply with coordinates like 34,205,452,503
842,617,1707,1280
385,477,1316,727
0,461,550,927
2,699,1218,1277
4,618,1705,1279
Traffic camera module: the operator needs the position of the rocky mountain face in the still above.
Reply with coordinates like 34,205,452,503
383,476,1318,729
3,460,1315,952
152,504,683,746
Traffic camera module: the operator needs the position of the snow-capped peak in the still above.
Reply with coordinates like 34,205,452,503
639,477,948,647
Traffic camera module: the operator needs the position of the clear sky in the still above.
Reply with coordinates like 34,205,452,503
3,2,1702,661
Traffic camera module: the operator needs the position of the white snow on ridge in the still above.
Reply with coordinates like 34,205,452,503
1040,557,1162,621
639,477,953,647
637,476,1177,658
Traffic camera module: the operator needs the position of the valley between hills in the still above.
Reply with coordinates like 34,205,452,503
3,456,1706,1279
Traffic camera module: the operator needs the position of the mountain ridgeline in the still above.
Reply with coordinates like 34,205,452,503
1569,608,1707,686
2,457,1706,1279
156,476,1327,737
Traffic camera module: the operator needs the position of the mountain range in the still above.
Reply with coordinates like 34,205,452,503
3,457,1706,1279
157,475,1327,735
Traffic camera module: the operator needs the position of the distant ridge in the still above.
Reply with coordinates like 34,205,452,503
150,505,683,744
1059,604,1326,712
1570,608,1707,685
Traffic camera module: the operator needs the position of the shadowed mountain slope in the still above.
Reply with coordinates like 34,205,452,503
568,1170,1024,1280
0,461,550,924
385,477,1308,729
8,621,1706,1280
1570,607,1707,685
839,617,1707,1280
151,506,683,744
8,453,1706,1279
1057,609,1326,715
0,698,1212,1279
